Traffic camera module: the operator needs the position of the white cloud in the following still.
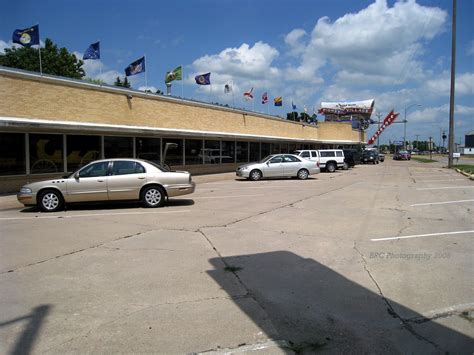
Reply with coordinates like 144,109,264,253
191,41,281,100
73,50,127,85
292,0,447,85
138,86,158,92
424,72,474,97
284,28,307,57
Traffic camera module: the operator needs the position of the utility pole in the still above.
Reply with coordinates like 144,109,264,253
429,136,433,160
415,134,420,151
448,0,457,167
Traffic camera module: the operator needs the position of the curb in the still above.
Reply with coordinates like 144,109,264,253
455,168,474,180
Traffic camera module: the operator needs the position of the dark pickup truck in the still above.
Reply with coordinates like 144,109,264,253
343,149,361,168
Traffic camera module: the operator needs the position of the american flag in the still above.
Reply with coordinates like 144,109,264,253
261,92,268,104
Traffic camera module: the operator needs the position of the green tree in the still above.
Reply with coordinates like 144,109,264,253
84,77,103,85
0,38,85,79
286,111,298,121
114,76,131,88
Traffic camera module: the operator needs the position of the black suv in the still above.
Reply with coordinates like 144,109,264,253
343,149,361,168
361,150,379,164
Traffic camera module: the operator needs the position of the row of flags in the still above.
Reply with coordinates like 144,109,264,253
12,24,310,110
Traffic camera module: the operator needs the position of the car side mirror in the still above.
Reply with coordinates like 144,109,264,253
266,162,270,166
74,172,80,179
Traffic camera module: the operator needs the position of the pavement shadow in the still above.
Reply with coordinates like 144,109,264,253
208,251,473,353
0,304,52,355
20,199,194,213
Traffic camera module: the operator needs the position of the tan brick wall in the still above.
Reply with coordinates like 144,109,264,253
0,72,363,143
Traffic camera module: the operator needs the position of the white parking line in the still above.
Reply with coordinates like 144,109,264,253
194,194,265,199
415,179,465,182
371,230,474,242
411,199,474,207
0,209,191,221
416,186,474,191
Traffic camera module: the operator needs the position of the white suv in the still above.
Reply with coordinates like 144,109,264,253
294,149,345,173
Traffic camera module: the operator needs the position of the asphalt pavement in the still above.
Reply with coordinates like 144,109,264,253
0,160,473,354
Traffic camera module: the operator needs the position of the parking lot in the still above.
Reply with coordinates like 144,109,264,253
0,159,473,354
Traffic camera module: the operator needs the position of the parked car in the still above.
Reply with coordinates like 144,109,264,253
342,149,361,168
361,150,379,164
393,150,411,160
293,149,344,173
17,159,195,212
236,154,320,181
378,153,385,162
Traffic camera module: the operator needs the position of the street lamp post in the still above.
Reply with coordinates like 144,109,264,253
404,104,422,150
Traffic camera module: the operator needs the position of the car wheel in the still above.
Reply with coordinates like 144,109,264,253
326,162,336,173
142,186,166,208
249,169,262,181
297,169,309,180
342,162,349,170
38,189,64,212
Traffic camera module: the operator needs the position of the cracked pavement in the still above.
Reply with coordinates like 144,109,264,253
0,160,473,354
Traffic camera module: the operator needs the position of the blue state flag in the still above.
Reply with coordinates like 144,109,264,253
125,56,145,76
12,25,40,47
292,101,296,110
83,41,100,60
195,72,211,85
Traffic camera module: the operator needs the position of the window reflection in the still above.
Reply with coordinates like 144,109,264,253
221,141,235,163
29,134,63,174
249,142,260,162
203,140,220,164
67,135,101,171
136,137,161,164
236,141,248,163
162,138,183,165
104,136,133,158
185,139,203,165
0,133,26,175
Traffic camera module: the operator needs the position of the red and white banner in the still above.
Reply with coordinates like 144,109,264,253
367,110,399,145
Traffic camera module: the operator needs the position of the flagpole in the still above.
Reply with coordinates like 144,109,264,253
181,64,184,99
98,39,102,86
144,54,148,95
37,23,43,76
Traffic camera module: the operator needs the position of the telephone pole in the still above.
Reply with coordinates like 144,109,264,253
448,0,457,167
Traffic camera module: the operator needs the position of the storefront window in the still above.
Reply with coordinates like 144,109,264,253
104,136,133,158
221,141,235,163
0,133,26,175
249,142,260,162
261,142,271,159
185,139,203,165
270,143,280,154
29,134,63,174
67,135,101,172
136,137,161,164
280,143,289,153
162,138,183,166
236,141,249,163
204,140,220,164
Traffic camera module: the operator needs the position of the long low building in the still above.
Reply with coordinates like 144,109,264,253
0,66,365,192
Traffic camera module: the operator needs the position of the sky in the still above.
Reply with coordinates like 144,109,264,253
1,0,473,146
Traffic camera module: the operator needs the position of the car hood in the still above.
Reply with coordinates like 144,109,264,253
238,162,261,169
21,178,69,192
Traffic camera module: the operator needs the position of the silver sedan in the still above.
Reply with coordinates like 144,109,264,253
236,154,320,181
17,159,195,212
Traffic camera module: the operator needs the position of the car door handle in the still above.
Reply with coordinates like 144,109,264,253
97,179,105,182
137,177,146,180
